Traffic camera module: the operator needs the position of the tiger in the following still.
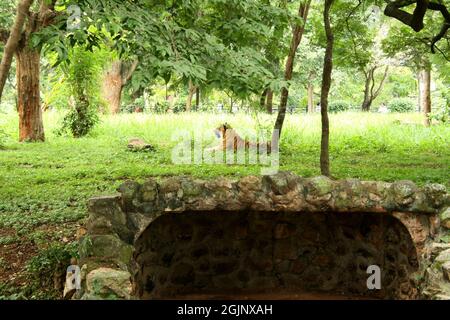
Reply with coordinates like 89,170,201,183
206,123,271,154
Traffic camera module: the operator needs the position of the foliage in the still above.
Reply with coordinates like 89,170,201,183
429,105,449,125
172,101,187,114
329,100,351,113
55,47,105,137
153,101,170,114
0,128,7,149
387,98,415,113
25,243,79,299
122,96,146,113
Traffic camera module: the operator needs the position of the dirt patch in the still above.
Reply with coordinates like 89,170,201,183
0,229,38,285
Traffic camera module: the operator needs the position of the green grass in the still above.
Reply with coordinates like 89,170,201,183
0,110,449,298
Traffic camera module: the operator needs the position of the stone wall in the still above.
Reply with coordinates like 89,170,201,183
72,172,450,300
134,211,419,299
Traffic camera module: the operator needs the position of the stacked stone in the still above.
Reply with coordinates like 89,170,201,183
70,172,449,300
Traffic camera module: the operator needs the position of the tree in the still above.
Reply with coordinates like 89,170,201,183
101,59,138,114
383,21,438,125
320,0,335,177
273,0,311,138
59,46,104,137
383,0,450,53
0,0,56,141
331,2,390,111
361,65,389,111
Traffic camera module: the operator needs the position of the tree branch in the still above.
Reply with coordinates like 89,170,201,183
373,66,389,99
384,0,428,32
121,59,139,85
384,0,450,52
428,1,450,52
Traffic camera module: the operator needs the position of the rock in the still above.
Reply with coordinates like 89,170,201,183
263,172,294,195
170,263,194,285
429,243,450,260
88,196,126,226
443,262,450,281
117,180,142,211
79,234,133,266
127,212,154,239
440,207,450,229
307,176,334,197
433,294,450,300
274,239,297,260
181,178,204,198
274,223,295,239
424,183,448,208
141,179,158,202
86,268,132,299
391,181,417,207
435,249,450,264
127,138,154,152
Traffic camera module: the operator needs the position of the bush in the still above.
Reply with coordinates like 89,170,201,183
153,101,170,113
172,101,187,113
329,100,350,113
25,243,78,299
56,47,105,137
429,105,449,124
387,98,415,113
122,96,146,113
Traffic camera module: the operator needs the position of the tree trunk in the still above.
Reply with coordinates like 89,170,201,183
186,80,196,112
195,87,200,110
266,89,273,114
361,70,372,112
417,71,422,112
419,68,431,126
307,83,314,113
320,0,334,177
101,60,123,114
260,88,268,109
361,66,389,112
16,45,44,142
0,0,34,102
101,59,138,114
273,0,311,139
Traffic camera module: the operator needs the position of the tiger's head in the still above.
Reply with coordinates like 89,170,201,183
214,123,232,139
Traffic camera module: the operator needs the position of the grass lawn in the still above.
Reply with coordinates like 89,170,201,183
0,111,449,298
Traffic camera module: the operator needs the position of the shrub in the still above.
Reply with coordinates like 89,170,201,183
429,105,449,124
172,101,187,113
122,96,146,113
56,47,105,137
153,101,170,113
387,98,415,113
329,100,350,113
25,243,78,299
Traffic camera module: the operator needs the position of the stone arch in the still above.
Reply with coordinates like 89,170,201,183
132,210,420,300
78,173,448,300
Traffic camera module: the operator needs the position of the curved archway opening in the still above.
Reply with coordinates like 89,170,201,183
133,211,419,300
